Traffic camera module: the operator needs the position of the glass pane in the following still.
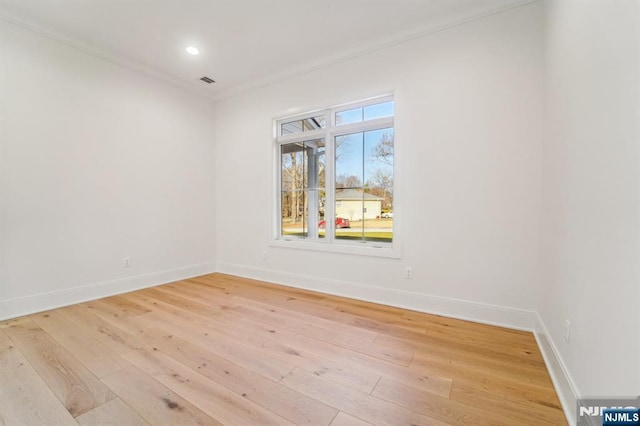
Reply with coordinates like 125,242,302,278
280,139,325,239
364,128,393,243
306,139,325,239
281,120,303,135
281,191,307,237
333,128,394,243
318,190,326,239
281,115,326,135
335,107,362,126
364,128,394,181
308,115,326,129
364,101,394,121
335,132,364,240
281,143,306,237
335,132,363,189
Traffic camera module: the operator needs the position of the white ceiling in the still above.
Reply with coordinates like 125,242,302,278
0,0,530,101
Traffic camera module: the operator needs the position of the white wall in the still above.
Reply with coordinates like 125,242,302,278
540,0,640,416
0,20,217,319
215,3,544,327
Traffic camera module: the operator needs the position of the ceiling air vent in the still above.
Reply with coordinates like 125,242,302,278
200,76,215,84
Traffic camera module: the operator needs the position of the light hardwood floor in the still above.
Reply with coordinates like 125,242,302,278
0,273,567,425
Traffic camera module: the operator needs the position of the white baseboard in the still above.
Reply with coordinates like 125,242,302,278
0,262,217,321
217,261,537,331
534,313,579,426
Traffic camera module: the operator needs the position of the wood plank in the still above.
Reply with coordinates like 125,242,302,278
378,332,552,384
75,398,150,426
136,328,338,426
145,293,390,381
3,317,115,417
127,291,267,349
187,276,408,337
30,310,130,378
99,294,152,316
265,325,453,397
325,299,430,334
0,329,77,426
148,284,413,368
56,304,146,355
449,382,566,425
406,349,559,405
123,347,296,425
372,377,517,426
0,316,31,329
163,280,381,342
224,304,413,366
377,322,543,363
259,337,382,394
330,412,373,426
424,322,544,361
135,309,294,382
192,274,328,302
136,287,224,320
131,290,381,397
78,299,149,335
406,355,560,408
101,365,220,426
281,368,449,426
410,350,552,387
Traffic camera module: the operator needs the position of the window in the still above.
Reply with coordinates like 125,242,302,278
276,95,395,250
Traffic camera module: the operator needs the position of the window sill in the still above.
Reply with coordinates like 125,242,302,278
269,238,400,259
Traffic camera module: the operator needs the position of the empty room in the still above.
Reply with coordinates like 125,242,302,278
0,0,638,425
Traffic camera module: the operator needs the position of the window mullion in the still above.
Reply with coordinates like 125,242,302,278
361,134,366,242
330,117,393,136
275,141,282,239
278,128,326,144
325,127,335,243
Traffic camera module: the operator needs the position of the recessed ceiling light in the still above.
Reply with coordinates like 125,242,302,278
186,46,200,55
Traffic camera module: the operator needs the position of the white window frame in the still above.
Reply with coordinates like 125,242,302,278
272,94,400,259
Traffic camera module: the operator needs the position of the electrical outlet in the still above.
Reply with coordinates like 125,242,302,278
405,267,413,279
262,250,268,261
123,257,131,268
564,319,571,343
